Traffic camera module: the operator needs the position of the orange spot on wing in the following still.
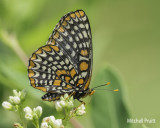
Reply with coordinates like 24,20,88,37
31,54,36,60
56,70,67,76
35,87,47,92
29,60,35,69
80,50,88,56
78,79,84,84
75,12,80,18
28,69,34,77
53,80,61,86
84,77,91,89
70,13,76,18
50,39,56,45
36,48,43,54
58,26,65,33
50,46,60,52
54,32,59,39
65,16,71,21
79,10,85,17
62,21,67,26
65,76,71,83
70,68,76,78
80,61,88,71
67,85,72,88
29,78,36,87
42,46,52,52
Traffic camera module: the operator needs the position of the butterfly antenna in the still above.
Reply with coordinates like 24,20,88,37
92,82,111,89
95,89,119,92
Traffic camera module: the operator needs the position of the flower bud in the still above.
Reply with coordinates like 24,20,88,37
67,101,73,109
76,104,86,116
34,106,42,118
13,90,21,97
20,89,26,101
25,113,33,120
2,101,13,111
59,100,66,107
41,122,48,128
76,109,86,116
49,116,55,122
9,96,21,105
24,106,32,114
53,119,62,128
42,117,50,123
55,101,63,112
13,122,23,128
63,93,68,99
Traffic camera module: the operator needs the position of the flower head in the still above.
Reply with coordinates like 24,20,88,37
9,96,21,105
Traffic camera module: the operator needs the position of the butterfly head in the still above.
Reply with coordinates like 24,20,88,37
88,89,95,96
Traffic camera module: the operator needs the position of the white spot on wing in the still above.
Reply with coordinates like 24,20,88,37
82,31,88,38
48,57,53,61
42,73,46,79
65,44,70,49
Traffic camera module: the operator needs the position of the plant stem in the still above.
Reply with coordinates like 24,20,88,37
32,119,39,128
18,105,27,128
0,29,28,66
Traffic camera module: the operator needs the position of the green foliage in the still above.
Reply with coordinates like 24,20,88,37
91,64,131,128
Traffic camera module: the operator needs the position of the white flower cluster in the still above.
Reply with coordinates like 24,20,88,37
2,89,26,111
55,93,86,117
41,116,63,128
55,94,74,112
23,106,42,120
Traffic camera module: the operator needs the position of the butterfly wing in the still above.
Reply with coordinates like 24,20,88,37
48,10,93,90
28,10,92,101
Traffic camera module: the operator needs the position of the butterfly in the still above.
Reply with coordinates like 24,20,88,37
28,10,95,103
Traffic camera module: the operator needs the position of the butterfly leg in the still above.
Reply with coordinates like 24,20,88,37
64,91,75,101
78,99,86,105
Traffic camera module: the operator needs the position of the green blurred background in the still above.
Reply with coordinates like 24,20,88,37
0,0,160,128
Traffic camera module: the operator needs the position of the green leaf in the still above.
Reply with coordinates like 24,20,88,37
91,63,131,128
